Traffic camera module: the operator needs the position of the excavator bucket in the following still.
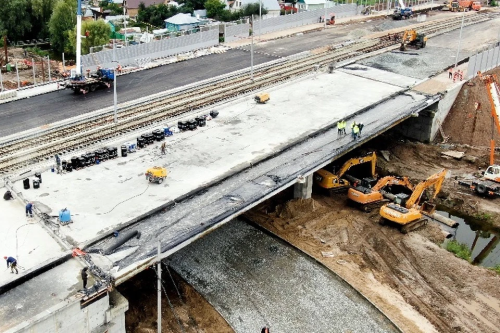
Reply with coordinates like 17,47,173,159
421,201,437,214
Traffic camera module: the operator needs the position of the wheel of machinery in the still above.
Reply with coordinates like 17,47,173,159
379,217,387,226
148,176,153,183
476,183,486,195
90,84,97,92
158,178,163,184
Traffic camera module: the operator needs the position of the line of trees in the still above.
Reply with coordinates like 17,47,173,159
137,0,268,27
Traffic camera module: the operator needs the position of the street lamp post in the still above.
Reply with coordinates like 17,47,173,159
113,39,118,123
47,56,51,81
259,0,262,40
454,13,465,70
251,15,254,81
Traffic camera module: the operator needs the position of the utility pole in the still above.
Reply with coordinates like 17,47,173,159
3,36,7,64
454,13,465,70
251,15,254,81
47,56,51,81
32,58,36,86
259,0,262,40
16,62,20,89
113,39,117,123
76,0,83,75
157,241,162,333
41,58,45,83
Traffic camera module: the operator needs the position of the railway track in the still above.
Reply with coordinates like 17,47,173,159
0,12,496,175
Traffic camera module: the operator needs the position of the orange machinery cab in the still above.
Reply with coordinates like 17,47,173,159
347,186,383,205
313,169,349,190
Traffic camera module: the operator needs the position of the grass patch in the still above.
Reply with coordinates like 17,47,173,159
26,47,49,57
491,265,500,275
446,240,472,262
473,212,493,222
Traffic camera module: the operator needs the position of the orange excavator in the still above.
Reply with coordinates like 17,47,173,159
379,169,447,233
347,176,414,212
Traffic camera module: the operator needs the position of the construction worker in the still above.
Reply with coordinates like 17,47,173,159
342,120,347,135
25,202,34,218
161,142,166,155
3,190,13,200
55,154,61,174
448,67,453,79
4,256,18,274
81,267,88,289
353,123,360,140
458,70,463,81
358,122,364,137
351,121,357,138
261,327,270,333
337,120,343,136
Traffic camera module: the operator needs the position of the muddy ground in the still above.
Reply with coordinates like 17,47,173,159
118,267,233,333
246,193,500,333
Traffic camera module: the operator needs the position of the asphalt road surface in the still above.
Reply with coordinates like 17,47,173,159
0,14,445,137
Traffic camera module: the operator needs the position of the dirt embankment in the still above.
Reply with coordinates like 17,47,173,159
118,267,233,333
246,196,500,333
442,67,500,147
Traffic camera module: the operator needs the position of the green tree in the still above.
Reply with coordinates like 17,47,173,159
49,0,77,54
0,0,31,41
137,3,180,28
99,1,124,15
205,0,226,18
68,19,111,55
241,3,268,17
31,0,58,38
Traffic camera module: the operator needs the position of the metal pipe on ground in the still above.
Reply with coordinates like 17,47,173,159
441,230,453,239
424,212,459,228
103,230,141,255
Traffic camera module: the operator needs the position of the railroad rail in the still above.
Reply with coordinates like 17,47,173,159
0,12,496,175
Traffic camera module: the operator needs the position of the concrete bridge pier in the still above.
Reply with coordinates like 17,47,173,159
294,174,313,199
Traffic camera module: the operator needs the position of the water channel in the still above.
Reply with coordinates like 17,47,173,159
437,210,500,267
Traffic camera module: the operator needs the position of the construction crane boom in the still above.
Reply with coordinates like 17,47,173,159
336,152,376,179
478,72,500,166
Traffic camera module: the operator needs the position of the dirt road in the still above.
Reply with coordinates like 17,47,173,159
246,194,500,333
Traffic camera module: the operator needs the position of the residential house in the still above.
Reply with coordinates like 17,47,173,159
164,13,200,31
297,0,333,11
125,0,167,17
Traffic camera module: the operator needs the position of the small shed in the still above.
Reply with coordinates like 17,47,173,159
164,13,200,31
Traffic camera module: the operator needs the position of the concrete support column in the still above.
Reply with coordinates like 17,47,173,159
294,174,313,199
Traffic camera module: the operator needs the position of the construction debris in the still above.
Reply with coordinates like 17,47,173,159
441,150,465,159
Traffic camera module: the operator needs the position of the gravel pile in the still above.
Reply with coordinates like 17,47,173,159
360,47,460,79
169,220,400,333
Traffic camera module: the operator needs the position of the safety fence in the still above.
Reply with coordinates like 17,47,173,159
225,22,251,43
81,28,219,71
253,4,360,35
466,44,500,80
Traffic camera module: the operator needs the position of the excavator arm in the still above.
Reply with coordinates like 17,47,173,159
405,169,447,208
336,152,376,179
478,72,500,166
372,176,414,192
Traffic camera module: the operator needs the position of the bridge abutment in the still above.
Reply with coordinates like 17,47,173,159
397,83,463,143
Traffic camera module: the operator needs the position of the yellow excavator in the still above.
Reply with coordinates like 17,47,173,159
347,176,414,212
314,152,377,194
400,29,428,51
379,169,447,233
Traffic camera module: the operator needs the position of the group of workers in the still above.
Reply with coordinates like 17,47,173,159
337,120,364,140
448,67,464,82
